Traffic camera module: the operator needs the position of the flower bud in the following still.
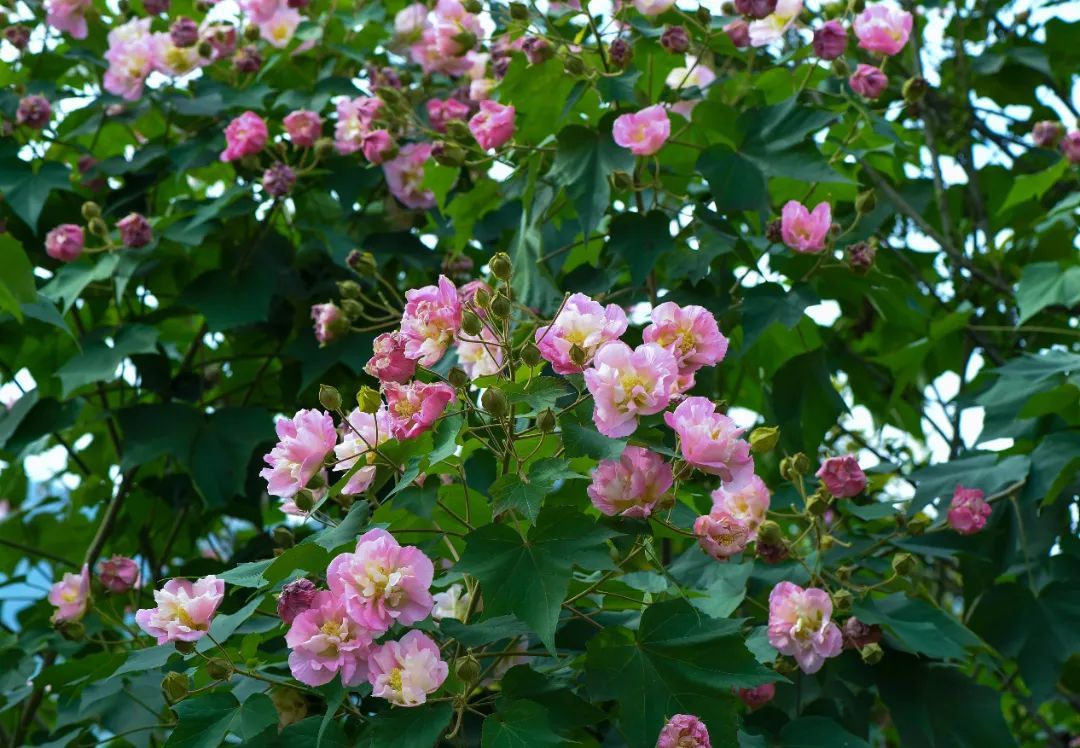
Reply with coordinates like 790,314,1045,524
206,657,233,681
611,170,635,191
444,119,472,142
891,552,915,577
520,344,542,367
521,36,553,65
170,16,199,47
902,76,928,103
318,384,343,413
473,287,491,309
461,311,483,336
569,344,588,367
340,298,364,320
819,534,835,551
756,519,782,545
564,56,585,76
793,453,810,474
536,409,556,433
773,658,797,675
448,367,470,389
831,589,852,613
278,578,318,624
765,219,784,244
347,249,378,276
855,190,876,215
846,240,876,274
243,24,260,41
161,672,190,704
860,642,883,665
509,2,528,20
197,40,214,58
608,38,632,69
294,491,315,513
356,385,382,414
489,294,512,320
490,252,512,281
481,387,508,417
906,512,930,536
661,25,690,54
57,620,85,640
835,564,854,582
806,491,830,516
749,426,779,453
272,526,294,547
696,6,711,24
830,58,850,77
462,0,482,11
455,653,482,683
432,141,466,167
81,201,101,220
88,217,108,237
175,640,196,654
314,136,335,158
337,280,363,299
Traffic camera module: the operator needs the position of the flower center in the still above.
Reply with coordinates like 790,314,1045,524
388,668,403,693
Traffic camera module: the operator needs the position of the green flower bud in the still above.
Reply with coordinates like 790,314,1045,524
489,294,512,320
610,170,635,191
481,387,508,418
448,367,470,389
490,252,512,281
206,657,233,681
175,640,197,654
537,409,556,433
756,520,782,545
906,512,930,536
819,534,836,551
272,526,294,548
461,311,483,336
891,552,916,577
454,653,482,683
356,386,382,414
337,279,363,299
520,344,542,367
161,672,190,704
749,426,780,453
569,344,588,367
432,141,466,167
473,287,491,309
831,589,852,612
314,137,335,158
197,41,213,58
294,491,315,512
346,249,378,276
806,491,830,516
57,619,85,641
860,642,883,665
509,2,528,20
340,298,364,320
564,56,585,76
88,217,108,237
793,453,811,475
902,76,928,103
835,564,855,582
696,6,711,25
319,384,342,412
243,24,260,41
445,119,472,142
855,189,876,215
830,58,850,77
81,201,101,221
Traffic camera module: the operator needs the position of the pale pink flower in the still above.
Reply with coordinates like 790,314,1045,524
426,97,470,133
326,528,435,633
850,63,888,99
238,0,279,23
286,591,372,687
45,0,91,38
613,105,670,156
400,275,462,366
534,293,628,375
1063,132,1080,164
815,454,866,498
710,474,770,537
362,129,396,165
394,2,429,39
98,555,139,593
470,78,495,101
259,409,337,498
643,302,728,377
48,564,90,622
408,0,482,76
277,578,318,625
947,485,992,535
633,0,675,15
333,408,392,495
368,630,448,706
748,0,802,47
469,101,516,151
780,200,831,253
584,342,680,438
259,7,303,48
767,581,843,674
311,302,346,345
456,328,503,380
135,576,225,644
431,583,471,621
45,224,84,262
284,110,322,147
220,111,268,162
104,20,156,100
334,96,383,155
384,381,456,440
587,446,673,518
853,2,912,56
736,683,775,708
657,714,711,748
694,510,750,560
383,143,437,210
150,32,205,76
664,397,754,483
365,331,417,384
665,58,717,120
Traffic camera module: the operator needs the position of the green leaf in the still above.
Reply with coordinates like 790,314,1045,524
0,158,73,229
1025,431,1080,506
367,702,453,748
851,593,983,660
440,615,533,647
779,717,869,748
196,596,263,654
1000,158,1068,211
1015,261,1080,323
585,598,778,748
218,559,274,588
40,253,121,313
741,283,820,350
697,146,768,214
165,693,244,748
420,163,459,212
308,500,372,551
181,264,278,331
500,378,570,415
482,700,563,747
907,453,1030,515
238,693,278,741
559,421,626,461
0,234,36,321
458,506,615,651
769,349,845,456
57,325,159,396
547,123,635,239
488,458,584,524
607,210,675,287
430,412,463,464
189,408,272,507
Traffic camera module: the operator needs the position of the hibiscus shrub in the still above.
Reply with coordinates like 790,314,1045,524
1,0,1079,746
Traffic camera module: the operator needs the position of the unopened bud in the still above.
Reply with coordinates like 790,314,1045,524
489,294,511,319
830,58,850,77
356,386,382,414
319,384,342,411
902,76,928,103
455,654,482,683
806,491,830,516
765,219,784,244
444,119,471,142
749,426,780,453
451,29,477,53
346,249,377,276
314,137,335,158
337,279,363,299
774,658,797,675
161,672,190,704
57,620,85,640
860,642,883,665
432,140,466,167
81,201,101,220
835,564,854,582
611,170,634,191
520,344,542,367
206,657,233,681
473,287,491,308
537,409,556,433
608,38,632,69
564,56,585,76
756,520,782,545
490,252,512,280
792,453,810,474
819,534,835,551
509,2,528,20
696,6,711,24
340,298,363,320
448,367,470,389
907,512,930,536
197,40,213,58
175,640,196,654
294,491,315,513
481,387,508,417
831,589,852,612
243,24,260,41
88,217,108,237
891,552,915,577
661,25,690,54
272,526,294,548
461,311,483,336
855,190,876,215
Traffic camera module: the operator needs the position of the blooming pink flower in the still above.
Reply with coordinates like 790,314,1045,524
202,24,237,60
657,714,711,748
534,293,628,375
780,200,831,253
853,2,912,56
947,485,992,535
394,2,429,39
45,0,91,38
736,683,775,708
286,590,372,687
431,583,471,621
45,224,84,262
458,279,492,313
284,110,322,147
400,275,462,366
748,0,802,47
104,20,156,100
383,142,437,210
135,576,225,644
587,446,673,518
585,342,680,438
426,97,470,133
259,409,337,498
311,302,346,345
220,111,268,162
368,630,448,707
612,105,671,156
408,0,482,76
365,331,418,384
664,397,754,483
813,20,847,59
850,63,888,99
333,407,391,495
643,302,728,377
362,129,396,165
327,528,435,633
694,510,750,561
1063,132,1080,164
117,213,152,248
48,564,90,622
383,381,456,440
456,328,503,380
666,57,717,119
470,78,495,101
278,578,318,625
259,7,302,48
710,474,770,537
334,96,383,155
767,581,843,674
99,556,139,593
469,101,516,151
150,32,206,77
238,0,279,22
815,455,866,498
633,0,675,15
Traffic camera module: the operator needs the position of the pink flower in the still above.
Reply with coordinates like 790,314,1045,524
469,101,516,151
259,409,337,498
710,474,770,537
767,581,843,674
104,20,156,100
333,408,391,494
665,57,717,119
334,96,383,155
431,583,471,621
326,528,435,633
311,302,346,345
362,129,396,165
643,302,728,377
408,0,482,76
135,576,225,644
150,32,206,77
736,683,775,708
947,485,992,535
45,0,91,38
587,446,673,518
812,20,847,60
16,95,51,129
584,342,680,438
400,275,462,366
286,591,372,687
470,78,495,101
383,381,456,440
748,0,802,47
394,2,429,39
48,564,90,622
220,111,268,162
259,7,302,48
534,293,628,375
426,97,470,133
633,0,675,15
850,63,888,99
117,213,152,248
815,455,866,498
383,142,437,210
98,556,139,593
238,0,280,23
694,510,750,560
780,200,831,253
45,224,84,262
278,578,318,625
368,630,448,706
656,714,711,748
853,2,912,56
365,331,418,384
456,328,503,380
664,397,754,483
284,110,322,147
612,105,671,156
1063,132,1080,164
